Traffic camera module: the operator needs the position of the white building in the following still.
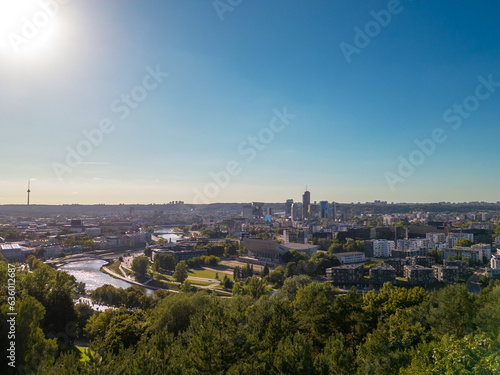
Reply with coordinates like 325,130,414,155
426,233,446,244
397,238,429,250
336,252,366,264
446,233,474,247
372,240,394,257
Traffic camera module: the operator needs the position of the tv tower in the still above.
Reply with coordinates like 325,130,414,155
27,180,31,206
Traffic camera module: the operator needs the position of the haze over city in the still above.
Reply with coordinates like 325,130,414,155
1,0,500,205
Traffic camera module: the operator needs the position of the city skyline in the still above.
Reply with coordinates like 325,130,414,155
2,1,500,204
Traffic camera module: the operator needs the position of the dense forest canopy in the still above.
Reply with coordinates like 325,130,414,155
1,257,499,374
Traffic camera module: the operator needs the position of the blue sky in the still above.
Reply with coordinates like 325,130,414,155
1,0,500,204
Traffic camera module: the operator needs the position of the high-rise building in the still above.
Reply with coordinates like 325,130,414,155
309,202,320,219
320,201,329,219
285,199,293,218
302,190,310,219
291,202,302,221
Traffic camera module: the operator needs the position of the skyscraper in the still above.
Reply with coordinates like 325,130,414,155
285,199,293,218
302,190,310,219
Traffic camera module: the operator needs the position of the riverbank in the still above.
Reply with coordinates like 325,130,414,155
101,265,171,292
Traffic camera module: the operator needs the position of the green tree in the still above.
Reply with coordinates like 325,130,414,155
272,333,314,375
294,282,338,348
0,296,58,373
244,276,268,299
456,238,473,247
152,253,177,272
401,334,500,375
314,333,355,375
131,256,149,275
262,263,270,277
173,260,188,283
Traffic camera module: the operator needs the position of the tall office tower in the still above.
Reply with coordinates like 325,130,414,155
309,202,320,219
320,201,329,219
285,199,293,218
302,190,310,219
291,202,302,221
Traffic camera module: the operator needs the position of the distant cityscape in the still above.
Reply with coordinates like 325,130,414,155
1,188,500,289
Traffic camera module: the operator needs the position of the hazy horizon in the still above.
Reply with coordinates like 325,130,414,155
2,1,499,205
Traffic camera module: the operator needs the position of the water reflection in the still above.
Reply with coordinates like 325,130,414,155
59,259,153,295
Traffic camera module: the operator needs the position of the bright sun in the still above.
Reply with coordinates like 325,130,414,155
0,0,64,60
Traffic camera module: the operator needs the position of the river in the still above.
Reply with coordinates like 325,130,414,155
59,259,154,295
57,227,180,295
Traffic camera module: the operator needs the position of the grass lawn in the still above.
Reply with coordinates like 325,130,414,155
189,280,214,286
107,261,123,276
188,268,233,280
148,279,180,291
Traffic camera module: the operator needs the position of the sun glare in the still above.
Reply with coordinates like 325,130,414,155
0,0,65,61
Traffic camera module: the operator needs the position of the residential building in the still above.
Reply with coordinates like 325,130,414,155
385,258,410,276
443,259,469,278
365,239,394,258
426,233,446,244
446,233,474,247
409,256,435,268
370,264,396,285
441,244,491,264
392,248,427,259
404,265,435,285
327,264,364,285
433,265,459,283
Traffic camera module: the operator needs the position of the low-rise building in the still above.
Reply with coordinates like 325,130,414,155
370,264,396,285
152,248,208,262
326,264,364,285
0,243,35,262
442,244,491,264
409,256,435,268
335,252,366,264
443,259,469,278
385,258,410,277
242,238,318,262
392,248,427,259
404,265,435,285
433,265,459,283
